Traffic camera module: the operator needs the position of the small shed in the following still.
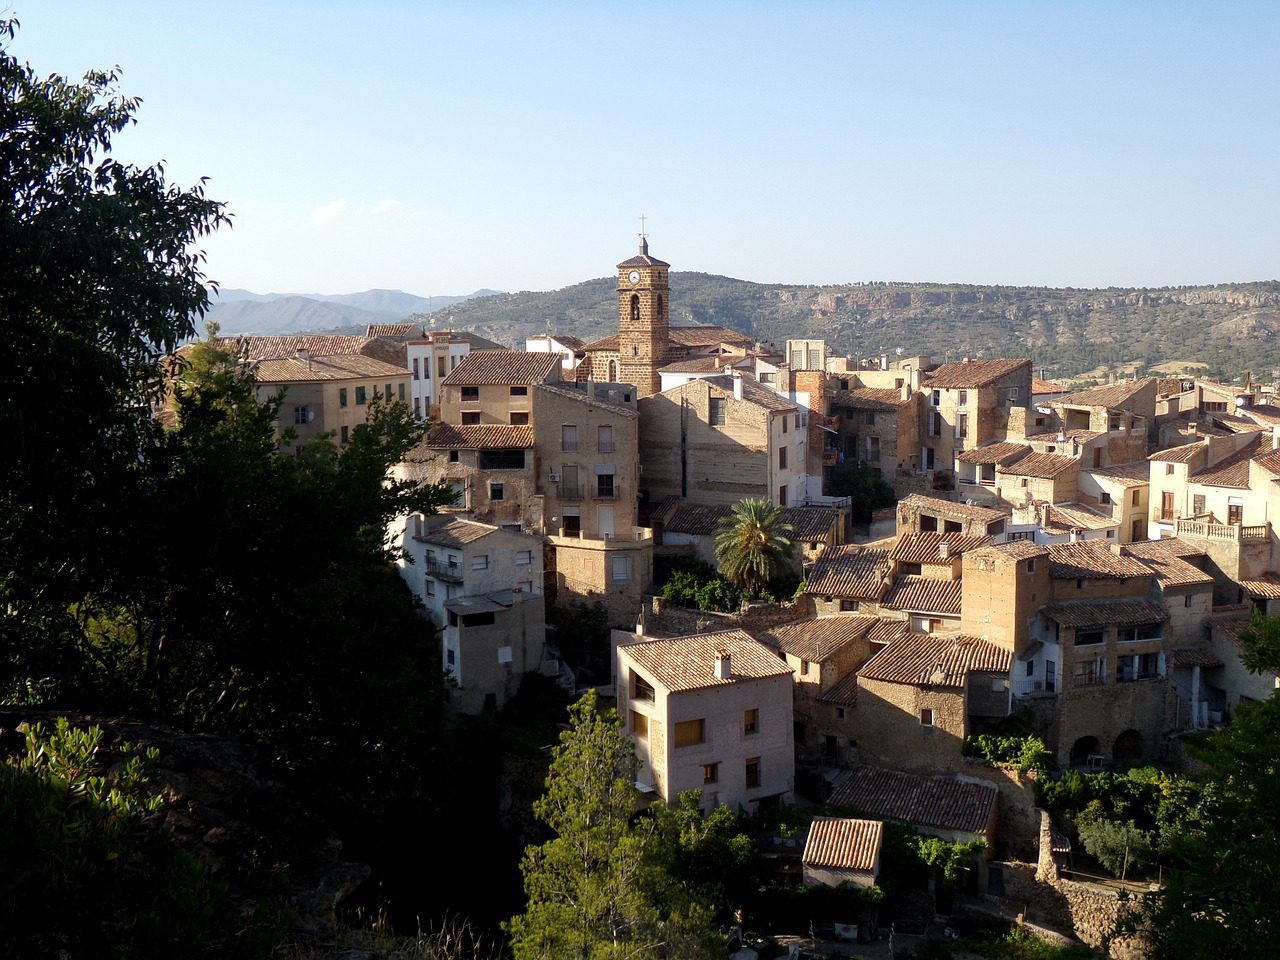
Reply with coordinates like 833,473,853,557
801,816,884,889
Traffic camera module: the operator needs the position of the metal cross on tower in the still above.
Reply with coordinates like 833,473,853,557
638,213,648,240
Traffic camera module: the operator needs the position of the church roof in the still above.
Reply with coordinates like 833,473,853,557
616,237,670,268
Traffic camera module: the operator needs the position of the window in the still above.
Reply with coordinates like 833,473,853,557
1027,558,1036,573
355,386,367,405
510,385,528,396
800,659,810,676
958,389,968,406
597,424,614,453
510,411,529,425
702,763,719,784
1228,501,1243,525
674,719,705,747
778,484,787,506
866,436,881,462
745,757,761,789
839,599,859,612
1073,658,1104,687
1161,491,1175,521
931,390,941,407
597,473,616,499
413,358,420,380
611,554,630,582
709,398,726,425
1166,464,1175,476
516,550,533,566
384,383,392,400
438,356,446,377
471,554,489,570
425,578,435,597
413,397,421,417
339,387,348,407
448,449,460,463
744,708,759,736
340,425,349,444
920,709,935,726
561,424,578,452
1006,387,1020,407
866,411,875,426
1076,629,1104,645
489,482,504,502
461,412,481,425
1132,489,1140,506
779,446,788,470
630,711,648,738
631,671,655,703
497,646,513,664
781,416,788,434
1100,491,1111,505
398,383,406,402
1184,593,1193,608
836,707,846,720
957,413,968,438
461,386,480,401
445,647,454,667
760,371,776,385
480,449,525,469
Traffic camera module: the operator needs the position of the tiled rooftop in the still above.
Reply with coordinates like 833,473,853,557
424,424,535,450
803,817,883,873
535,381,639,419
254,354,409,383
762,616,879,663
1239,574,1280,600
1040,598,1169,628
417,517,498,548
441,350,562,386
1042,502,1116,533
923,358,1031,389
834,387,911,410
829,765,997,835
879,576,963,616
1125,540,1213,587
857,634,1011,689
890,533,992,565
1149,441,1207,464
1192,434,1264,489
236,334,369,360
1055,378,1155,411
957,442,1031,466
899,494,1009,523
999,452,1079,479
967,540,1050,562
805,547,891,600
815,670,861,706
620,629,793,693
366,323,423,339
1087,462,1151,487
1046,541,1153,579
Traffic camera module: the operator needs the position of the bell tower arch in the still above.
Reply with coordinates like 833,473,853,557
616,235,670,398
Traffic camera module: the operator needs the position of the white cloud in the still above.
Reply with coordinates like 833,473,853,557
372,198,399,215
310,199,347,226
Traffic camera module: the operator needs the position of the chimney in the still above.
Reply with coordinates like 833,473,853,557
929,664,947,685
714,650,732,680
900,381,911,403
733,374,744,401
295,347,311,368
1069,527,1081,543
938,540,951,560
1110,542,1125,557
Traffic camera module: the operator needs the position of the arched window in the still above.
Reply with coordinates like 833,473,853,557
657,294,664,319
608,360,618,381
630,294,640,322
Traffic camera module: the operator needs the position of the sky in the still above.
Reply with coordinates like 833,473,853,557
12,2,1280,296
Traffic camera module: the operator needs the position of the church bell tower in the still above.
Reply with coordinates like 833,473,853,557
616,235,670,398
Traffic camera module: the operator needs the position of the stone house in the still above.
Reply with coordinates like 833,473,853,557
638,374,809,508
437,350,563,425
851,632,1013,774
828,765,999,847
828,384,921,481
919,358,1032,478
994,452,1080,505
801,817,884,889
1078,462,1150,543
896,494,1010,538
615,628,795,812
407,423,537,526
805,546,893,617
1051,378,1158,446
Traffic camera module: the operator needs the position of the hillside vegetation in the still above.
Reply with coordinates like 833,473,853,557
430,275,1280,380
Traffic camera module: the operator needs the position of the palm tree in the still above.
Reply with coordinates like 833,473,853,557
714,498,795,596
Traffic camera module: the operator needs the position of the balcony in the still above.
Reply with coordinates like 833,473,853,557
425,560,464,583
1175,518,1268,541
1013,677,1056,697
593,485,620,501
558,484,583,500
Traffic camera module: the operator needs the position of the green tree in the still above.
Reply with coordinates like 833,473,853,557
507,691,717,959
713,498,795,596
828,461,898,524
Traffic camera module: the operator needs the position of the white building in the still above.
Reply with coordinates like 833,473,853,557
525,333,585,374
615,627,794,812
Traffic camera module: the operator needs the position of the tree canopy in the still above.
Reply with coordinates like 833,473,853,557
713,498,795,596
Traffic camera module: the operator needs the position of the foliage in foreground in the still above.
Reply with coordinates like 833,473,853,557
963,730,1052,777
828,461,899,524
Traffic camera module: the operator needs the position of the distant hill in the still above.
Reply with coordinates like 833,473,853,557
432,275,1280,381
205,288,501,335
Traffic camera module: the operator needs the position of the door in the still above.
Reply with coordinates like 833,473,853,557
1045,660,1057,693
598,505,615,539
1161,491,1174,521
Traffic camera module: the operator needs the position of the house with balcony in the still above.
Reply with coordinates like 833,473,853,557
391,514,548,713
615,627,795,812
918,358,1032,480
827,383,920,482
400,423,537,528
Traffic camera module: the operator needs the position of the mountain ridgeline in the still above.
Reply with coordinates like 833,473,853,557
432,275,1280,380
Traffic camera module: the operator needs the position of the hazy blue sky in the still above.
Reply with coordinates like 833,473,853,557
13,2,1280,295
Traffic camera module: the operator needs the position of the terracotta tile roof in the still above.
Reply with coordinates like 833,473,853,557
1192,434,1264,488
1149,442,1207,464
535,381,639,419
806,547,891,600
998,452,1079,479
782,507,846,541
803,817,883,873
762,616,879,663
1125,541,1213,587
1041,598,1168,628
697,375,797,412
1033,378,1065,394
1124,537,1204,560
899,494,1009,524
1047,541,1152,579
1025,427,1106,443
857,634,1011,688
1055,378,1155,411
1242,404,1280,427
236,334,369,360
441,350,561,386
1209,412,1267,434
815,670,861,706
1240,574,1280,599
880,576,963,615
867,619,910,645
1042,503,1116,533
1252,450,1280,477
1087,462,1151,487
424,424,534,449
659,356,732,373
967,540,1049,562
254,354,409,383
890,533,992,565
834,388,910,410
621,629,793,693
366,323,422,339
957,443,1031,466
417,517,498,548
924,358,1031,389
1172,647,1224,668
583,325,754,353
829,765,998,835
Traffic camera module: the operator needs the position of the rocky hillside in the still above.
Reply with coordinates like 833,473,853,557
430,276,1280,380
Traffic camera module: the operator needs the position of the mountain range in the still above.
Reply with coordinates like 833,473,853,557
203,287,501,336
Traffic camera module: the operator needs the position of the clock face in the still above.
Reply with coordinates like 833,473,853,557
628,270,641,284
